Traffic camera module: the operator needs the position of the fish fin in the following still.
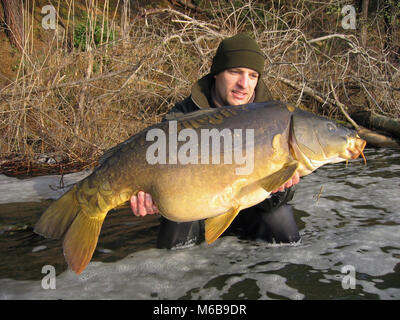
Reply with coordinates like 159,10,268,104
99,137,135,166
63,212,105,274
205,207,241,244
259,160,299,192
34,180,109,274
164,108,217,121
34,186,79,239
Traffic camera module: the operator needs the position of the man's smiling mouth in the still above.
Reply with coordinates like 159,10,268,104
232,90,247,99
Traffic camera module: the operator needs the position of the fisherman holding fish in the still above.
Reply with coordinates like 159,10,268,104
130,34,302,249
34,33,366,274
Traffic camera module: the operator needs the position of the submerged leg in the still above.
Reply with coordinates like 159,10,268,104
228,204,300,243
258,204,300,243
229,188,301,244
156,217,204,249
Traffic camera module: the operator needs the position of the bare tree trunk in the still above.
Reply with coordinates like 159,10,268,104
1,0,24,51
121,0,129,38
360,0,369,48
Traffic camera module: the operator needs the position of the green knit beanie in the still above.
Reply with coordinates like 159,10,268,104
210,33,265,76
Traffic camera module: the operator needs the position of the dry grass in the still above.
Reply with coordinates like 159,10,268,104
0,0,399,174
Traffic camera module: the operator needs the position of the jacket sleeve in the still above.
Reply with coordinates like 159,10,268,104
162,96,196,122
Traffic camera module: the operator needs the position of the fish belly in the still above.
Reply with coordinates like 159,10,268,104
157,178,271,223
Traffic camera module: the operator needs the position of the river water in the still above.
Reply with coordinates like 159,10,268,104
0,147,399,299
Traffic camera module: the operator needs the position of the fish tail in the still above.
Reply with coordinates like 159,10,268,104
34,177,112,274
34,185,80,239
62,209,106,274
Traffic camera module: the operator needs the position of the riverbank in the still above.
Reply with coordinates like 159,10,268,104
0,155,95,177
1,1,399,176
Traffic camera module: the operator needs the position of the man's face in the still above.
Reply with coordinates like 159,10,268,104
214,67,259,106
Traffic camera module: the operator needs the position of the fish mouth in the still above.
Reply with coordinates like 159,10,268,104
341,134,367,161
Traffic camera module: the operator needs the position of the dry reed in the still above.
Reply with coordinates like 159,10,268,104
0,0,399,175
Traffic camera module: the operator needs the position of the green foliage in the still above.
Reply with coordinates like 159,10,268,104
325,4,342,16
384,0,400,25
73,16,116,51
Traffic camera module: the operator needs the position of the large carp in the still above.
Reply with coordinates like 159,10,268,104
34,101,366,274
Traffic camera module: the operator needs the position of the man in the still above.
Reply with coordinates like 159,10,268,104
130,33,301,249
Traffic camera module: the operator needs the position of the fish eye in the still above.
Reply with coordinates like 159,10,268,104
327,123,336,132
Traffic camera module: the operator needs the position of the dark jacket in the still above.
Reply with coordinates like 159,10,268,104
164,73,295,211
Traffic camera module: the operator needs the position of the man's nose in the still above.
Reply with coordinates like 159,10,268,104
237,74,249,88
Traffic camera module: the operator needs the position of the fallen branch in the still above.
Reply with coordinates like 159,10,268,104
174,0,205,14
271,74,330,105
140,7,221,37
273,74,360,128
307,33,356,45
0,58,146,98
357,127,400,149
274,74,400,148
351,111,400,139
329,78,360,130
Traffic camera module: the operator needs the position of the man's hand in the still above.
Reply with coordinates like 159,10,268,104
130,191,159,217
271,171,300,193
